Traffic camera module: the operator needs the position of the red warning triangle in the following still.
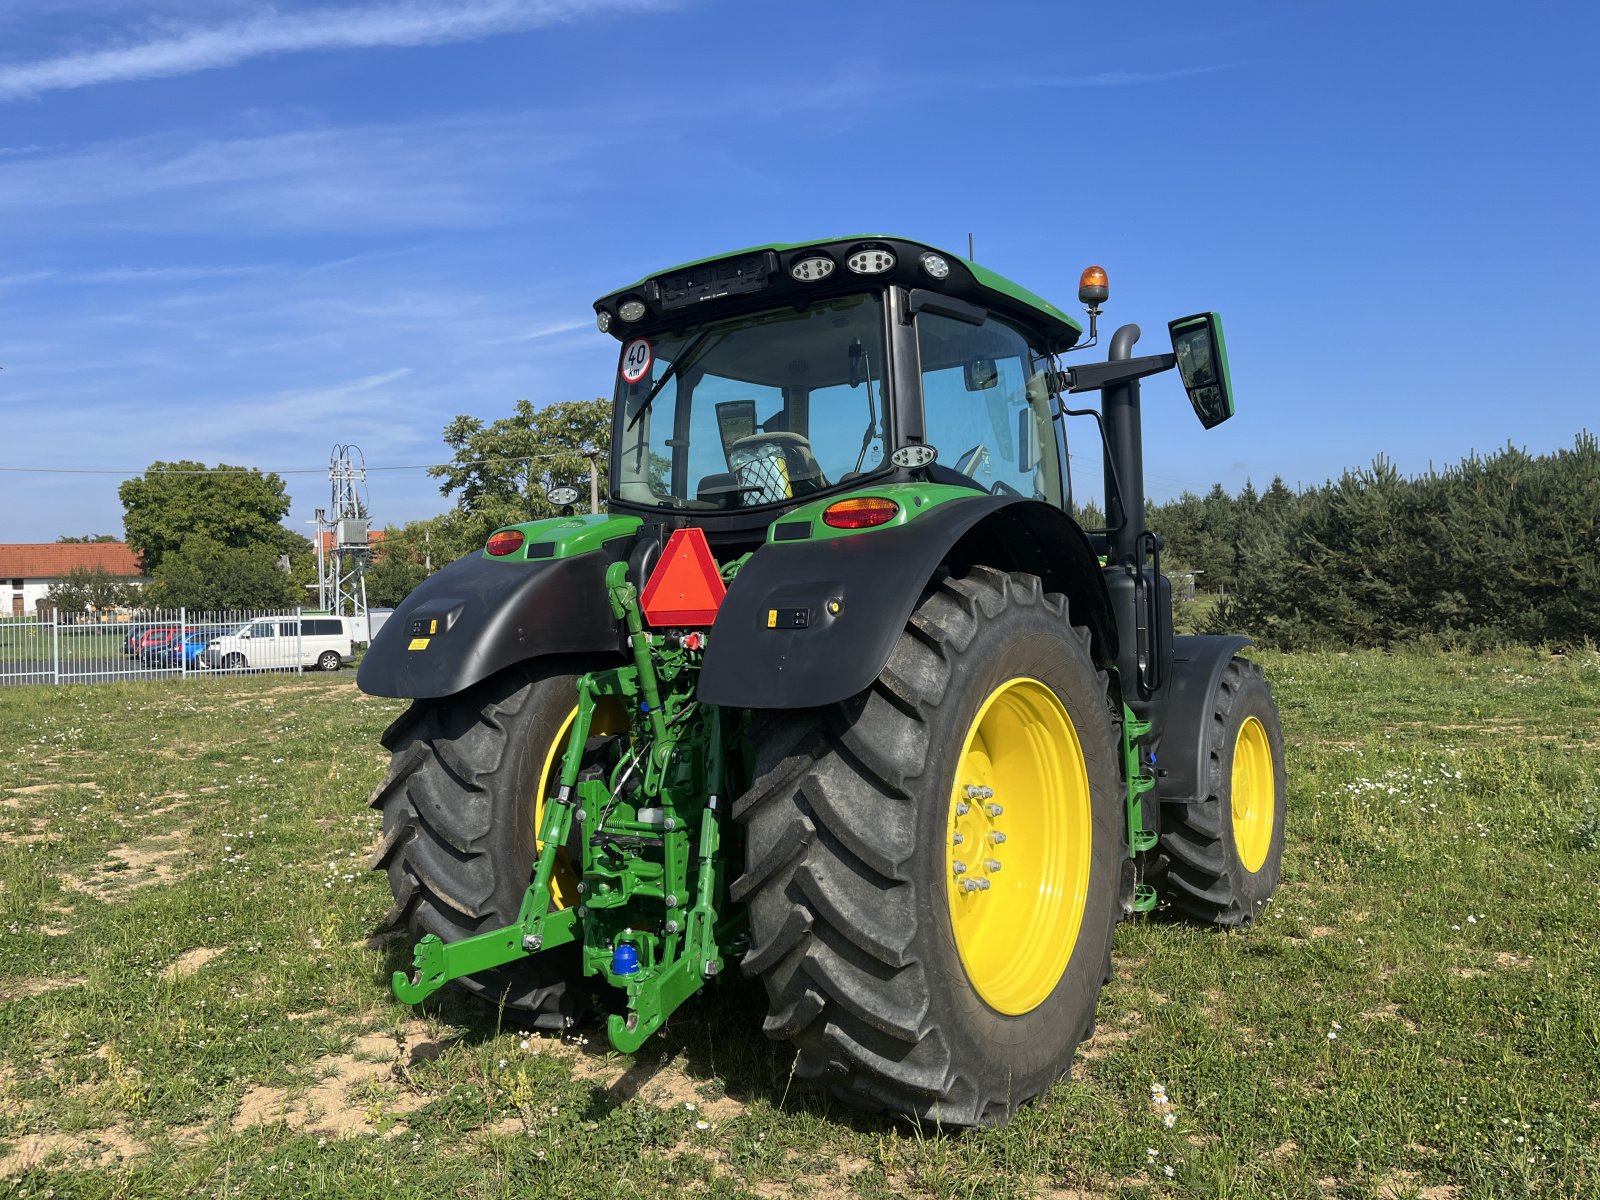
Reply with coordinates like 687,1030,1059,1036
640,527,727,627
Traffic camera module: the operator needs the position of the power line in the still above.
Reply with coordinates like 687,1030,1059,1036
0,453,581,478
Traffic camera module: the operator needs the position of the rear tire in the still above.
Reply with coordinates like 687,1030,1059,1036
223,653,246,670
318,650,343,672
1159,657,1286,926
368,661,607,1027
732,566,1121,1126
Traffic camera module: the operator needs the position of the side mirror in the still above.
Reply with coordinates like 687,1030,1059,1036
963,357,998,391
1168,312,1234,428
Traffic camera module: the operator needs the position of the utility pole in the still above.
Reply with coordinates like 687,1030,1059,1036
585,449,600,514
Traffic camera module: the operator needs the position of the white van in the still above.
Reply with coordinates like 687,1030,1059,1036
204,616,354,672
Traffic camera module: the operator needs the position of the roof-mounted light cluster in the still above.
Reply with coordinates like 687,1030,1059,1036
845,246,895,274
790,255,835,282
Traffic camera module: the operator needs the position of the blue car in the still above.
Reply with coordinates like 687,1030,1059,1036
142,630,212,668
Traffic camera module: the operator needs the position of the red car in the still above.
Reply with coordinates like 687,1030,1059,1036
123,626,182,657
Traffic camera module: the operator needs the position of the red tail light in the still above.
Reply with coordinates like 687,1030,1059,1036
485,529,525,556
821,497,900,529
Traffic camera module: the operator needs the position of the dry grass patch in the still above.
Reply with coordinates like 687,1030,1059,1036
61,830,191,898
232,1023,432,1138
0,976,85,1001
161,947,223,981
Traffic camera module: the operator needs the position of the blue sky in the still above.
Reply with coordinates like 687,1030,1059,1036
1,0,1595,542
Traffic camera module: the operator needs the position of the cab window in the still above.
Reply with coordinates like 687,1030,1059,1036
917,312,1062,507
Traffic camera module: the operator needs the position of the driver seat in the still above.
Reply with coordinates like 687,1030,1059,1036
727,432,827,505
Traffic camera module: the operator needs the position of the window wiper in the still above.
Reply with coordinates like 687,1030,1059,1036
625,327,725,432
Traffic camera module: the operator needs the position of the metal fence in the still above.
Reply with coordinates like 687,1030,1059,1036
0,608,359,688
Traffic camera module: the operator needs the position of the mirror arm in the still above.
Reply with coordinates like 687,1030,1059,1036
1062,352,1176,394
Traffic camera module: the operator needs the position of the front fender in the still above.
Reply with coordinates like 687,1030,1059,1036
1153,634,1253,805
357,548,626,699
697,495,1113,710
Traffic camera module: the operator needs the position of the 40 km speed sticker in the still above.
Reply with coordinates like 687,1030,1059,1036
620,338,653,384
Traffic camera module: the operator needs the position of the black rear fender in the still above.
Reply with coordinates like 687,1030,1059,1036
357,549,626,700
697,497,1115,710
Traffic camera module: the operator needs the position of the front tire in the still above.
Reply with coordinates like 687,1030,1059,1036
732,566,1121,1126
368,661,616,1026
317,650,343,672
1159,657,1286,926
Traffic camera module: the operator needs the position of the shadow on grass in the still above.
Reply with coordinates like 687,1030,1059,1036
368,920,920,1136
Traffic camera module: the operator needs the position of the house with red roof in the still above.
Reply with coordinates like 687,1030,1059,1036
0,543,147,617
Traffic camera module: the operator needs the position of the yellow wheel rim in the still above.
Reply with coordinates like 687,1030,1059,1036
946,676,1092,1016
535,698,627,908
1230,715,1275,873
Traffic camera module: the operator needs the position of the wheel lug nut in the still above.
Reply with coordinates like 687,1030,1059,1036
952,860,967,876
989,832,1006,844
952,832,964,845
986,803,1003,817
955,801,970,816
984,859,1002,872
977,879,991,890
961,880,979,893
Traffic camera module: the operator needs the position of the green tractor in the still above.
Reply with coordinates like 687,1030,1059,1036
360,237,1286,1126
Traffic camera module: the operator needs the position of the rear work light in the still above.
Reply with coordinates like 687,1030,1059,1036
821,497,900,529
485,529,525,556
845,247,895,274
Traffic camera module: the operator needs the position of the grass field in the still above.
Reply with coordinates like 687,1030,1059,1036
1,650,1597,1198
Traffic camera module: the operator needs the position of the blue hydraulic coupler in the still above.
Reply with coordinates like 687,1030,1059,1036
611,943,640,976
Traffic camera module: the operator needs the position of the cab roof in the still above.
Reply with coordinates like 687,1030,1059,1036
595,235,1084,350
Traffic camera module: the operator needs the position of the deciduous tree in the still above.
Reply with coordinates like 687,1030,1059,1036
119,462,296,572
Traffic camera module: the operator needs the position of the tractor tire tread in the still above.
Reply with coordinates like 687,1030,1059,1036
1159,657,1284,928
736,566,1113,1125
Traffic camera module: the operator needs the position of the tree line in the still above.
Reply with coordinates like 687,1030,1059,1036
1146,433,1600,650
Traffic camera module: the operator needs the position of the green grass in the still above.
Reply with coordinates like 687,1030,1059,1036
1,650,1598,1198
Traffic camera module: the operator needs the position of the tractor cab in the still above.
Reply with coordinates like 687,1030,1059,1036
596,237,1086,548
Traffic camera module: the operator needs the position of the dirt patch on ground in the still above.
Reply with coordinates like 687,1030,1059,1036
534,1037,747,1121
1363,1002,1419,1033
232,1023,432,1137
1077,1027,1134,1061
161,948,223,981
61,831,191,898
0,1127,143,1177
0,976,85,1001
1449,967,1488,979
1493,951,1533,970
1378,1169,1460,1199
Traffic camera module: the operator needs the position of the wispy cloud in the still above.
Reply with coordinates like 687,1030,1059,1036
996,63,1247,89
0,0,672,100
0,117,604,233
